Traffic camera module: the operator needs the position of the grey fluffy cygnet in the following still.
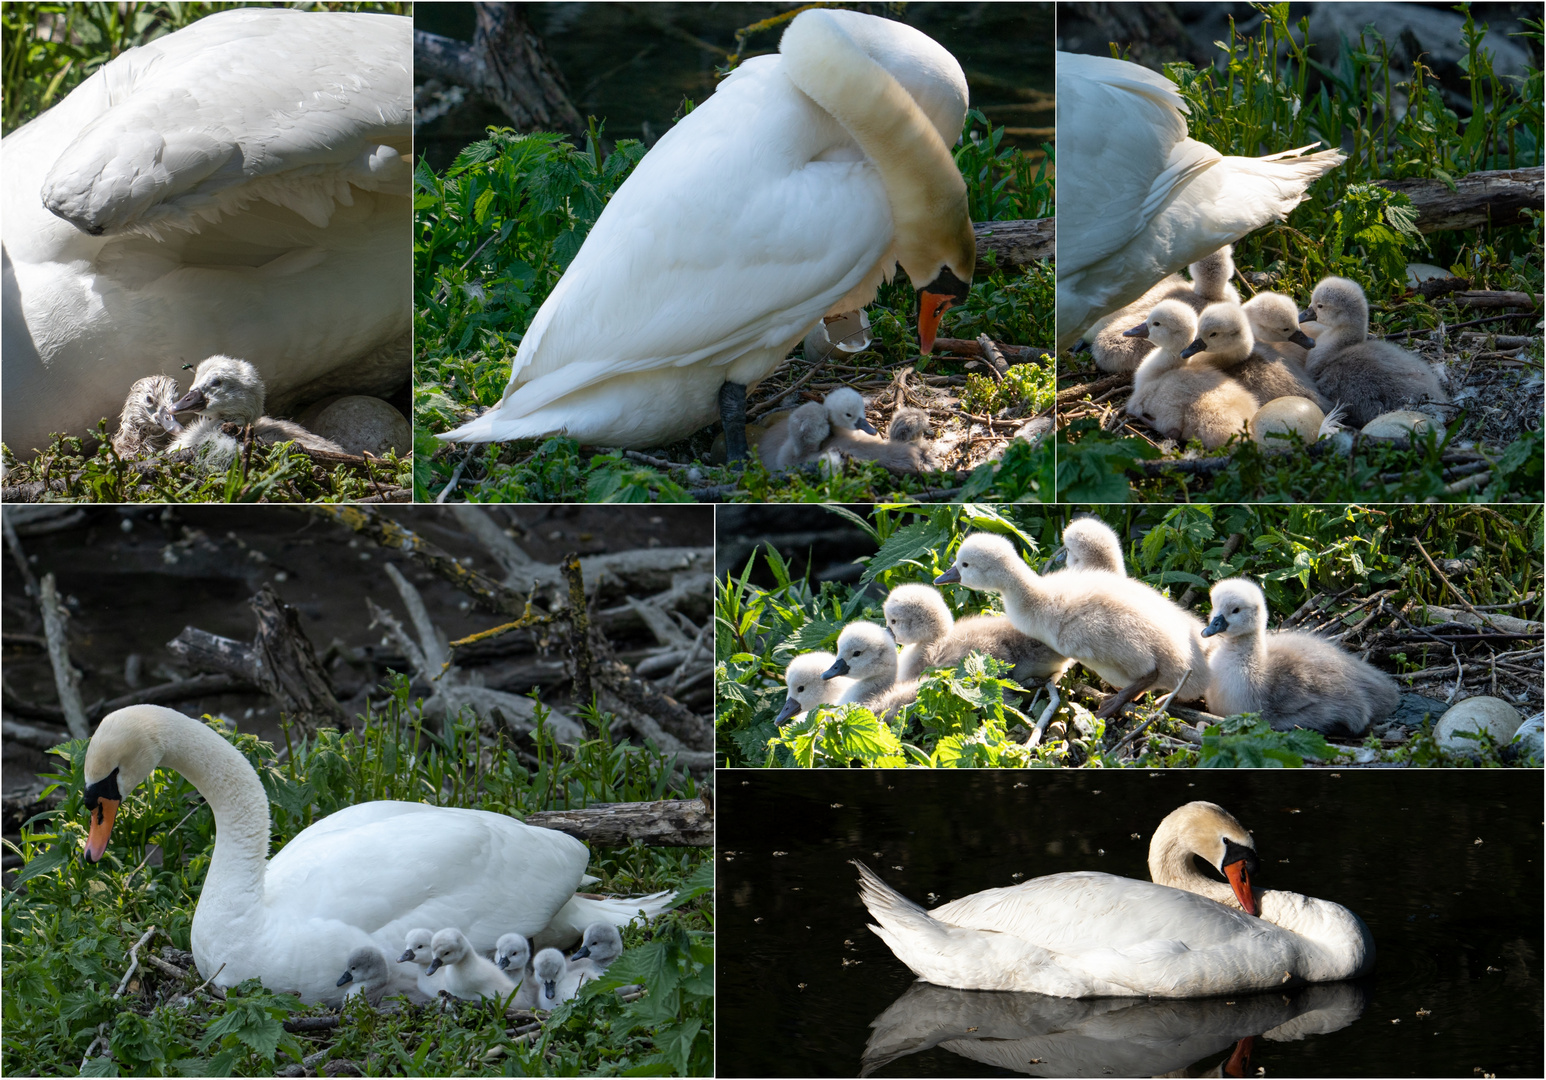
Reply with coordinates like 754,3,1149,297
336,945,396,1006
822,621,901,706
937,533,1207,718
532,947,574,1010
883,583,1068,684
569,922,624,986
1084,246,1240,373
1183,302,1329,409
757,387,875,469
168,355,345,467
1051,516,1126,575
775,652,853,724
1297,278,1449,426
495,933,538,1009
426,928,516,1001
1242,292,1317,364
113,375,187,457
825,408,939,472
1126,301,1258,449
1201,578,1398,736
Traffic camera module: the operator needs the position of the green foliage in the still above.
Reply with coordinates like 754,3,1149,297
1054,420,1159,503
954,109,1054,221
1,421,410,504
3,3,412,135
715,502,1541,769
3,677,711,1076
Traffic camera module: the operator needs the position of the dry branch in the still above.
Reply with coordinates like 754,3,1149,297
38,574,89,739
524,797,712,847
973,217,1053,272
1378,166,1544,233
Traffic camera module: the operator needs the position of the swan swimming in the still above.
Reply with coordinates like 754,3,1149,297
854,800,1374,998
80,705,673,1003
2,8,411,457
436,9,974,457
1056,51,1343,348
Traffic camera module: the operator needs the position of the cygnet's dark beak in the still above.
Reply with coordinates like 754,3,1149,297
497,955,510,969
774,697,801,725
154,405,185,433
1071,339,1091,353
336,970,354,987
1201,613,1228,637
821,657,849,680
397,949,415,963
1122,322,1150,339
1297,307,1315,324
543,979,557,999
934,566,961,585
167,388,207,413
1048,545,1068,569
573,945,592,960
1180,339,1205,358
857,415,879,436
426,957,443,975
1290,329,1316,349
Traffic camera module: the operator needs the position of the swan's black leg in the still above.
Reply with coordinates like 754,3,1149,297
719,381,749,462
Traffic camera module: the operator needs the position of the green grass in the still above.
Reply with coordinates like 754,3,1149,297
1,422,412,504
1059,3,1544,502
413,106,1056,503
2,677,712,1076
713,502,1542,769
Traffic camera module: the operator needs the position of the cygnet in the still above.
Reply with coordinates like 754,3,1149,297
822,621,901,706
397,927,441,999
774,652,854,724
495,933,539,1010
1183,302,1329,408
825,408,939,472
336,945,398,1007
1126,300,1258,449
1052,516,1126,575
1242,292,1317,363
168,355,345,467
883,582,1067,683
1297,277,1449,426
1083,246,1240,373
569,922,625,988
756,387,875,470
426,928,517,1002
1201,578,1398,736
532,947,582,1010
113,375,185,457
936,533,1208,718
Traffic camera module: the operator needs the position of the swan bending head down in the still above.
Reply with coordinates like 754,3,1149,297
1147,801,1260,916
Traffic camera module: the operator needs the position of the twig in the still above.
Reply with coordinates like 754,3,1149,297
384,562,449,670
437,452,470,503
1108,669,1195,757
1383,311,1535,340
561,553,595,713
124,805,204,889
114,926,157,998
1026,681,1061,748
2,511,40,595
1412,537,1489,624
191,961,228,1001
38,574,89,740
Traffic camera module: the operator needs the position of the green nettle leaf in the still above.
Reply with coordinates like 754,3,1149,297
12,836,71,886
79,1056,118,1077
654,1018,704,1074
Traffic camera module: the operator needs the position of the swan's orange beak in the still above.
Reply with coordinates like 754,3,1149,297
84,797,119,863
917,291,955,355
1224,858,1257,916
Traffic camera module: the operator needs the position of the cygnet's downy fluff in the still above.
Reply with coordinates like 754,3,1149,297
1125,301,1258,449
775,652,854,725
113,375,186,457
1053,516,1126,575
1083,246,1240,374
169,354,346,467
1183,302,1328,408
883,582,1067,684
756,387,875,470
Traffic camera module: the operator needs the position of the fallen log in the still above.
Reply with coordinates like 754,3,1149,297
1378,166,1544,233
973,217,1054,272
524,797,713,847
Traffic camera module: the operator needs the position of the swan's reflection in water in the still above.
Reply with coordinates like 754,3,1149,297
862,980,1368,1077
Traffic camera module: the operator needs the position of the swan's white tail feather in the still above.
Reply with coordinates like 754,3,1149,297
1317,402,1347,439
543,889,676,945
853,860,943,940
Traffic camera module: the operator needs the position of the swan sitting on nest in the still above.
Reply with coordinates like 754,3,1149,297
168,355,345,468
1055,51,1344,349
435,9,975,458
1,8,411,458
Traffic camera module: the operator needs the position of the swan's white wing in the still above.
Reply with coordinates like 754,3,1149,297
264,802,590,946
39,8,410,238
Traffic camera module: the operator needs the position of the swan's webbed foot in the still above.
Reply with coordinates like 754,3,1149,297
719,381,749,463
1095,669,1159,719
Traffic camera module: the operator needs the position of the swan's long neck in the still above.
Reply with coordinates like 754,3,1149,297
780,11,971,285
157,714,271,933
1149,834,1240,909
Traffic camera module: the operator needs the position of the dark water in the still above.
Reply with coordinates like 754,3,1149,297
716,771,1544,1077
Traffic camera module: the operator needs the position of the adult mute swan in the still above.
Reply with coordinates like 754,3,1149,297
2,8,411,457
80,706,672,1004
1055,51,1344,349
437,9,975,457
854,801,1374,998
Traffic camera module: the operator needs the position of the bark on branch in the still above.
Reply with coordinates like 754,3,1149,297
974,217,1053,273
1378,166,1544,233
524,797,713,847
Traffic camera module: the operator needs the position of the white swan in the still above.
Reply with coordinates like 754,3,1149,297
79,705,673,1003
854,800,1374,998
1055,51,1344,349
2,8,411,457
426,928,517,1002
436,9,974,457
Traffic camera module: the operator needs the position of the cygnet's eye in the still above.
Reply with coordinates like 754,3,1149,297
1232,606,1241,614
853,649,864,657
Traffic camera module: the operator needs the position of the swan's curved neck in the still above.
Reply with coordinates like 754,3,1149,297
1149,838,1239,909
780,12,969,284
157,715,271,929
